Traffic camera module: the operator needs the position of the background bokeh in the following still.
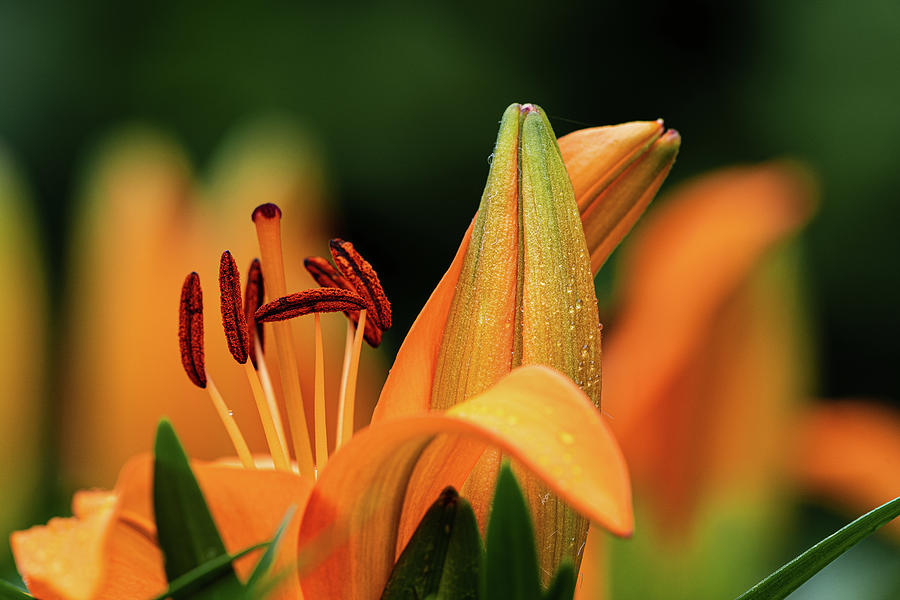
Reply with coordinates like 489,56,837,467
1,0,898,597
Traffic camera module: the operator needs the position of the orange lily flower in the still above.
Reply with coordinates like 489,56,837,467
12,366,629,600
576,163,817,599
0,146,46,562
59,119,386,487
11,104,679,598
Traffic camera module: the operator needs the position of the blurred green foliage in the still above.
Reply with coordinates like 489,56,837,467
0,1,898,406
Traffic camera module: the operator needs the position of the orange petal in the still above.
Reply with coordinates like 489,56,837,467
793,401,900,538
372,219,473,421
113,454,312,598
579,129,681,272
558,120,680,272
299,365,632,600
558,120,664,213
575,525,608,600
11,497,117,600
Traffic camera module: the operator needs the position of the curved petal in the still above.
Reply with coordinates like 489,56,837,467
793,400,900,538
11,496,118,600
300,365,631,600
558,121,680,272
558,120,664,213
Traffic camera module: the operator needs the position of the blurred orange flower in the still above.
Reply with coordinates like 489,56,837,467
59,118,386,487
0,146,46,562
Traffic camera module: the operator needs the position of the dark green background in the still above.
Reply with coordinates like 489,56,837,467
2,0,898,402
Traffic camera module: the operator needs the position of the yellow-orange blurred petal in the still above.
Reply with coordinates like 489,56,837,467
299,365,631,600
0,145,46,555
794,401,900,537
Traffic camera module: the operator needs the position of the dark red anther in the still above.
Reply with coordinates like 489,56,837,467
244,258,265,365
305,255,384,347
304,256,354,291
219,251,250,364
255,287,367,323
178,272,207,388
328,239,392,331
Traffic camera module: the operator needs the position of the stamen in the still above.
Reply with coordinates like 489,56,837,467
252,202,314,476
206,374,255,469
244,258,265,368
219,251,250,364
220,251,290,470
329,239,392,331
313,313,327,472
177,272,253,468
304,256,383,347
336,320,354,445
243,361,291,471
304,255,353,290
255,288,366,322
336,309,367,448
253,338,289,455
178,272,207,388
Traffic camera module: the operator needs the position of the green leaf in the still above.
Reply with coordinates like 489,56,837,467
381,486,482,600
736,496,900,600
482,462,541,600
247,505,297,590
542,561,576,600
149,542,267,600
0,581,35,600
153,418,243,595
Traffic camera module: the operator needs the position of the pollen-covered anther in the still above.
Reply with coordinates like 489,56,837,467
244,257,265,363
304,255,384,347
328,238,392,331
255,287,367,323
219,251,251,364
178,272,207,388
304,256,353,290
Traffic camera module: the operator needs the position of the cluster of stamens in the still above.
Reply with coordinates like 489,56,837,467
177,202,391,477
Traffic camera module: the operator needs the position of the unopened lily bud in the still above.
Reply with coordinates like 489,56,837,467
431,103,605,580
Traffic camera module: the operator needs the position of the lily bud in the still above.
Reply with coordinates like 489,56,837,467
375,103,675,581
431,103,605,579
559,120,680,272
